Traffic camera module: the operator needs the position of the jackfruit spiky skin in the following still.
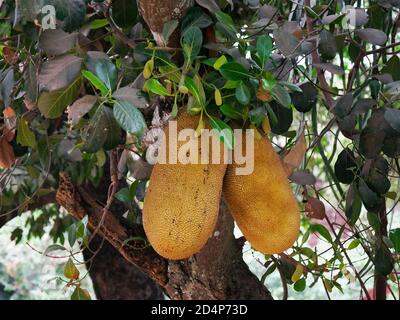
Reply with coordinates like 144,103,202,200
224,133,300,254
143,112,227,260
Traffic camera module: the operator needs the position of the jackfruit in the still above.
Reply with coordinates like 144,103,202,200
223,132,300,254
143,112,227,260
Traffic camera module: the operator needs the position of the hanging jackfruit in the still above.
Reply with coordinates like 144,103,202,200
143,112,227,260
223,132,300,254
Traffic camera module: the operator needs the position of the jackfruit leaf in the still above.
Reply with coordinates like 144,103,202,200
334,148,357,184
289,170,317,186
82,105,121,153
86,52,118,92
145,79,173,96
374,244,394,276
185,77,205,106
17,117,37,148
71,287,91,300
196,0,220,12
38,77,82,119
181,7,213,32
305,197,326,220
273,28,301,57
39,29,78,56
182,26,203,62
82,70,109,96
44,244,67,255
64,258,80,280
313,62,344,75
356,28,388,46
358,179,379,211
220,104,243,120
219,63,251,81
68,95,97,126
271,84,291,108
381,55,400,81
283,132,307,176
311,224,333,243
334,93,354,118
359,128,385,159
291,82,318,113
384,108,400,132
115,188,132,203
208,116,235,150
39,54,83,92
293,278,306,292
389,229,400,253
0,137,15,169
235,82,251,105
318,29,337,60
111,0,138,29
113,100,146,136
113,87,149,109
269,101,293,135
257,35,273,67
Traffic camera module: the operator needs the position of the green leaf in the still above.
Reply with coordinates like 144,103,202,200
145,79,173,96
182,26,203,62
347,239,360,250
44,244,67,255
293,278,306,292
86,53,118,92
38,76,82,119
208,116,235,150
235,82,251,105
312,224,333,243
82,105,121,153
319,29,337,60
64,258,80,280
184,76,205,106
111,0,138,28
82,70,109,96
17,117,37,148
181,7,212,32
213,55,228,70
71,287,91,300
389,229,400,253
374,244,394,276
219,62,251,81
271,84,291,108
215,11,236,33
257,35,273,67
113,100,147,136
49,0,87,32
90,19,109,30
220,104,243,120
115,187,132,203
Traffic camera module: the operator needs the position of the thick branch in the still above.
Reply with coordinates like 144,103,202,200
56,172,273,300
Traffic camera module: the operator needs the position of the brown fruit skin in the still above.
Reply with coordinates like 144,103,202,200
143,112,227,260
224,134,300,254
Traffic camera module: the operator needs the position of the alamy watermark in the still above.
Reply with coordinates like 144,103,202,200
146,121,256,176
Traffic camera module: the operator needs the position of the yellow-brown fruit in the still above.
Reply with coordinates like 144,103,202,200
223,133,300,254
143,112,227,260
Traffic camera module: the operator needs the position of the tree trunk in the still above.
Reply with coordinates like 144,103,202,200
83,236,164,300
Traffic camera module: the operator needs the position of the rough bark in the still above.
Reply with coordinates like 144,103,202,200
56,172,273,300
138,0,193,46
83,235,164,300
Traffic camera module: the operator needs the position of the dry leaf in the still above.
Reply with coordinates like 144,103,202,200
3,106,16,142
305,197,326,220
3,47,18,65
283,131,307,176
0,136,16,169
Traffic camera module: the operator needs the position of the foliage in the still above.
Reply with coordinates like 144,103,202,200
0,0,399,300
